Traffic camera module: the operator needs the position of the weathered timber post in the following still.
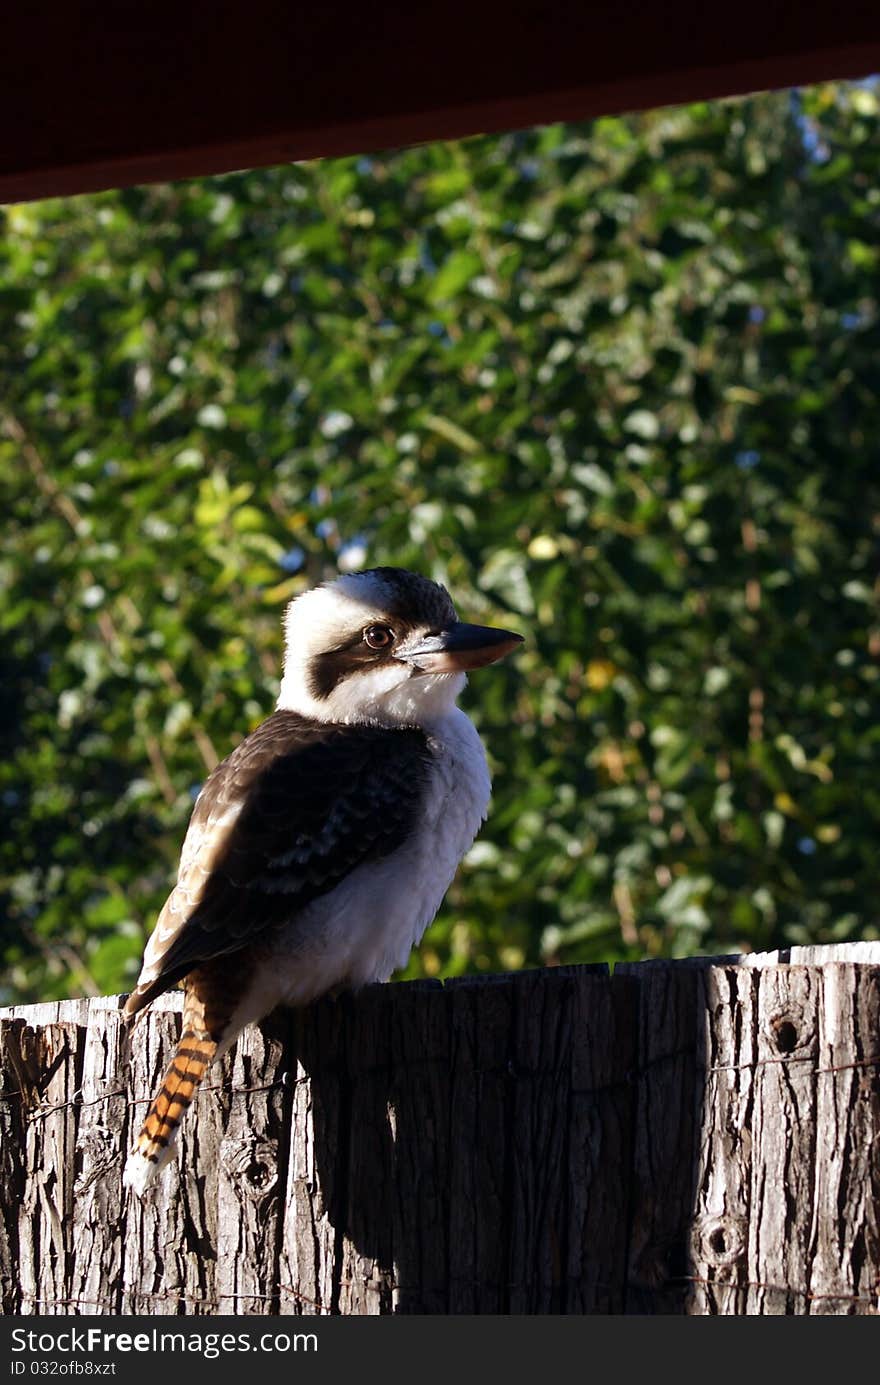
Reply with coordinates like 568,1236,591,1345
1,943,878,1315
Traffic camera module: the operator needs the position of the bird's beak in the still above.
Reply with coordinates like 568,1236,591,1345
401,622,524,673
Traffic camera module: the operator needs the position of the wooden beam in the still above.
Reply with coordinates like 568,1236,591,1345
3,3,880,203
3,944,880,1314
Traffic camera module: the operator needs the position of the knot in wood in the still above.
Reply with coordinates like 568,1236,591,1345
695,1214,746,1269
221,1134,279,1200
768,1009,802,1055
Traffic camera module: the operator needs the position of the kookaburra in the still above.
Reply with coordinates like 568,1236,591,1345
123,567,522,1194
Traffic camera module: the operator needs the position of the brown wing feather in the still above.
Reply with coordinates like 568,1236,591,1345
125,711,431,1016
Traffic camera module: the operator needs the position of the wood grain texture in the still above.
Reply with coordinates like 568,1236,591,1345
70,997,129,1313
2,945,879,1315
690,961,880,1314
216,1009,292,1314
5,1001,88,1314
618,958,709,1312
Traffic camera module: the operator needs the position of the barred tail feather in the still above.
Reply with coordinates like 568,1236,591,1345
124,1029,217,1196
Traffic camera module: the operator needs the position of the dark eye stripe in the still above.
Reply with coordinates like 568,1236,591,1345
308,629,395,700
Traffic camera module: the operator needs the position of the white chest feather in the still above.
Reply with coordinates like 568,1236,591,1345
249,708,490,1013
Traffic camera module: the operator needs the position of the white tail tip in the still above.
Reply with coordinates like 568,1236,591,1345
123,1146,170,1198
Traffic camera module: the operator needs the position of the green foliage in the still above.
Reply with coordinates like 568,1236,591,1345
1,82,878,1004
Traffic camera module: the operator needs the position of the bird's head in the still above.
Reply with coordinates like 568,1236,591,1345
277,567,523,726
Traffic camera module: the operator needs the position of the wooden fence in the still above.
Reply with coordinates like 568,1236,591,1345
1,942,879,1315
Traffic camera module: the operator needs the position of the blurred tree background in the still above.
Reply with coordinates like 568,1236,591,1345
1,81,878,1005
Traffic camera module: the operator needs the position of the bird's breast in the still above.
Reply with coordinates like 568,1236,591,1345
255,709,491,1008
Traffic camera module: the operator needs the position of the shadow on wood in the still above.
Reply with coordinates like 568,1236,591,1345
1,944,879,1314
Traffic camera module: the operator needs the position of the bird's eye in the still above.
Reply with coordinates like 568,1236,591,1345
364,624,394,650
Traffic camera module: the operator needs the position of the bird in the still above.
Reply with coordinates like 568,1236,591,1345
123,566,522,1194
